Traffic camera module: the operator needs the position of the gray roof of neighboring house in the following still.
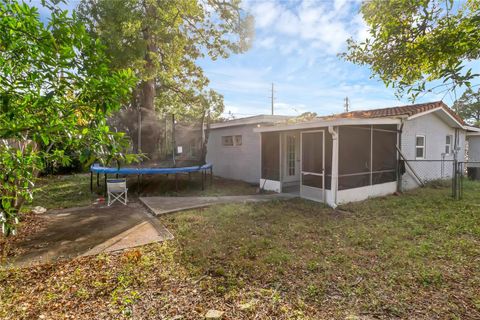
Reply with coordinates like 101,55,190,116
210,114,293,129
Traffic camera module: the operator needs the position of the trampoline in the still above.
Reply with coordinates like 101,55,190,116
90,163,213,194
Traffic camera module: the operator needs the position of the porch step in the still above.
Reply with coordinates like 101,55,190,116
282,185,300,195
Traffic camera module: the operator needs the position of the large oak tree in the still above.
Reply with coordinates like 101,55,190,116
77,0,254,157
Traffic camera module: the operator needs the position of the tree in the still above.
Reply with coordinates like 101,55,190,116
0,0,137,236
342,0,480,100
453,88,480,125
77,0,254,157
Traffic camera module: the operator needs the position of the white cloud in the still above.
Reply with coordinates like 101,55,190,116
248,1,281,28
256,36,276,49
274,102,309,115
247,0,366,55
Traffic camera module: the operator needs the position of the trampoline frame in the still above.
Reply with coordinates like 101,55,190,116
90,163,213,195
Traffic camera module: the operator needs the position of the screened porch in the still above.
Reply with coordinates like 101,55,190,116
259,123,399,206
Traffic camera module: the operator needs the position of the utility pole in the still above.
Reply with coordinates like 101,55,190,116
344,96,350,112
271,83,275,115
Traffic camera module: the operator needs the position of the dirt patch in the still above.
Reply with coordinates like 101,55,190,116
1,212,48,261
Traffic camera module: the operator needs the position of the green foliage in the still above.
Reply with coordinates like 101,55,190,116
342,0,480,100
453,87,480,126
0,0,137,236
77,0,254,119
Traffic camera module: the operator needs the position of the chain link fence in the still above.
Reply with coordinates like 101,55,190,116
456,161,480,200
400,159,480,200
400,159,454,189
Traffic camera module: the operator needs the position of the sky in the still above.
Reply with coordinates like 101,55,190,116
34,0,476,118
197,0,435,118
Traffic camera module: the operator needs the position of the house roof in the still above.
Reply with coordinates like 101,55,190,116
321,101,465,125
255,101,465,133
210,114,292,129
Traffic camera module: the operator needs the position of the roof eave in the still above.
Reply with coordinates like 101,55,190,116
254,117,401,133
407,107,465,129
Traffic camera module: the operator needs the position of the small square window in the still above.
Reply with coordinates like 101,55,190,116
415,135,425,159
445,135,453,154
416,136,425,147
416,147,424,158
222,136,233,146
234,135,242,146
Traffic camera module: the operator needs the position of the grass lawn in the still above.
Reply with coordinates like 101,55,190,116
26,173,258,210
1,179,480,319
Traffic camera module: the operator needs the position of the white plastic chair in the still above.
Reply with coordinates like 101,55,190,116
107,179,128,206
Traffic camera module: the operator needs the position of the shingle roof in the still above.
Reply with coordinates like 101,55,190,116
321,101,465,125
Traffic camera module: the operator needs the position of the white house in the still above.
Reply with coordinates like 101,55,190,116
206,115,292,183
465,126,480,179
252,101,467,206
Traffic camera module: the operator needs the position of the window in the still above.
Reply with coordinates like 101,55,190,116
222,136,233,146
445,135,453,155
234,135,242,146
222,135,242,147
415,135,425,159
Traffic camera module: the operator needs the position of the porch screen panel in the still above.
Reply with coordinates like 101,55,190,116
324,131,333,190
372,126,397,185
338,126,371,190
302,131,324,188
261,132,280,180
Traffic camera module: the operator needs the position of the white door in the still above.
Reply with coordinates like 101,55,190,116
283,133,300,183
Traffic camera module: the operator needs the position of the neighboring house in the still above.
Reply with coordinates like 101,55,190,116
465,126,480,179
253,101,467,207
206,115,292,183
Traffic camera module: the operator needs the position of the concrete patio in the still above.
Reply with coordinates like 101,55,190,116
4,194,295,268
6,202,172,268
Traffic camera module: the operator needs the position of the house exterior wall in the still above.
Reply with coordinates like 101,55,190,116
467,135,480,167
401,112,466,190
206,124,260,184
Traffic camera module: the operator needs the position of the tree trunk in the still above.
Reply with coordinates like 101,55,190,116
139,13,161,159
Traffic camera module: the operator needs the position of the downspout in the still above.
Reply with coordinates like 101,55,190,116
397,119,405,192
453,128,460,199
328,126,338,208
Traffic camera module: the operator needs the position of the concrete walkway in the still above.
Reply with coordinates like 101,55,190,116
140,193,296,216
7,203,172,268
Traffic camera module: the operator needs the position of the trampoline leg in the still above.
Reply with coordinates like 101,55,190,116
201,170,205,191
97,173,99,187
210,167,213,186
116,173,119,178
188,172,191,181
175,173,178,192
90,171,93,193
104,173,107,196
137,174,140,196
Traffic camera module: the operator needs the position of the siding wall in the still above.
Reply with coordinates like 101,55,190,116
467,135,480,164
206,124,260,184
401,112,466,190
